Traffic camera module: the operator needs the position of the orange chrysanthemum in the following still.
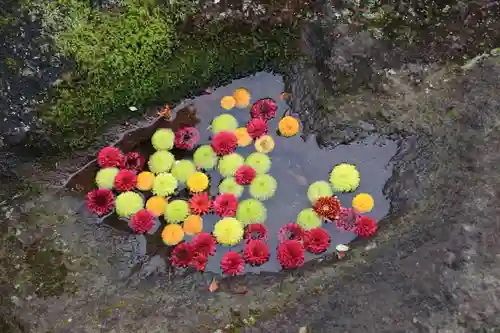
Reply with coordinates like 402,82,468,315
161,224,184,246
278,116,300,137
312,196,342,221
183,215,203,235
146,196,167,217
136,171,155,191
234,127,252,147
232,88,251,108
220,96,236,110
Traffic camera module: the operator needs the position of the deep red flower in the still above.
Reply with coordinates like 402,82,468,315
171,242,194,268
189,192,212,215
245,223,268,242
313,196,342,221
130,209,154,234
277,240,305,269
220,251,245,275
243,240,270,266
191,232,217,256
336,208,359,232
86,189,114,215
303,228,331,254
175,127,200,150
213,193,238,217
114,169,137,191
191,253,208,272
97,146,123,168
211,131,238,155
121,152,145,172
250,98,277,122
278,223,305,243
354,216,377,237
234,165,256,185
246,118,268,139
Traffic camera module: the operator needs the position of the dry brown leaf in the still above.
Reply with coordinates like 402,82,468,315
208,278,218,292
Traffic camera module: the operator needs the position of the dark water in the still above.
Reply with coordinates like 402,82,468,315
67,72,397,275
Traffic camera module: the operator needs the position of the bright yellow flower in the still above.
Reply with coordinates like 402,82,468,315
220,96,236,110
187,172,209,193
235,127,252,147
255,135,275,153
352,193,374,213
278,116,299,137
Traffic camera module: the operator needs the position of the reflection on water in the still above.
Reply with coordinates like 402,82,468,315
67,72,398,275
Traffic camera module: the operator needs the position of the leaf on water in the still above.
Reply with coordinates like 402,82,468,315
208,278,218,292
336,244,349,252
279,92,291,100
287,170,307,186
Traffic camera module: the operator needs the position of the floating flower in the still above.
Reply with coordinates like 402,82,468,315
130,209,155,234
235,165,256,185
136,171,155,191
121,152,145,172
277,240,304,269
152,172,178,196
303,228,331,254
249,174,277,201
191,232,216,256
174,127,200,150
278,116,300,137
307,181,333,204
255,135,275,153
86,189,114,215
245,223,268,242
246,118,268,139
218,177,244,198
211,131,238,156
218,153,244,177
244,240,270,266
187,172,209,193
297,208,322,230
330,163,360,192
278,223,305,243
189,192,212,215
192,253,207,272
97,146,123,168
354,216,377,237
234,127,252,147
220,96,236,110
336,207,359,232
220,251,244,275
211,114,238,134
193,145,218,169
312,196,342,221
214,193,238,217
171,160,196,184
183,215,203,235
213,217,244,246
233,88,251,108
245,152,271,174
250,98,277,122
146,196,167,217
170,242,192,266
164,200,190,223
352,193,374,213
236,199,267,225
151,128,174,151
95,167,119,189
114,169,137,191
162,224,184,246
148,151,175,173
115,191,144,218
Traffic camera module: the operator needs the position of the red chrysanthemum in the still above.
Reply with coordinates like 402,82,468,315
191,232,217,256
303,228,331,254
86,189,114,215
213,193,238,217
243,240,270,266
234,165,256,185
245,223,268,242
121,152,145,172
354,216,377,237
114,169,137,191
277,240,305,269
175,127,200,150
191,253,208,272
250,98,278,122
171,242,194,268
97,146,123,168
211,131,238,155
220,251,245,275
189,192,212,215
336,208,359,232
313,196,342,221
278,223,305,243
246,118,268,139
130,209,154,234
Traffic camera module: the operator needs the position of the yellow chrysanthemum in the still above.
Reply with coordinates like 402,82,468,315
278,116,300,137
183,215,203,235
352,193,374,213
235,127,252,147
255,135,275,153
187,172,209,193
161,224,184,246
213,217,244,246
232,88,251,108
146,196,167,217
136,171,155,191
220,96,236,110
329,163,360,192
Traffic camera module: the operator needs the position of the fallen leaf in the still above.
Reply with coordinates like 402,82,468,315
208,278,218,292
205,87,214,94
279,92,291,100
336,244,349,252
287,170,307,186
232,289,248,295
336,252,346,259
129,106,138,111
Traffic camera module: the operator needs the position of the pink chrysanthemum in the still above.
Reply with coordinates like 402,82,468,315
245,223,268,242
246,118,268,139
191,253,208,272
336,207,359,232
97,146,123,168
354,216,377,237
175,127,200,150
213,193,238,217
114,169,137,191
171,242,194,268
211,131,238,155
250,98,278,122
86,189,114,215
244,240,270,266
278,223,305,243
191,232,217,256
130,209,155,234
234,165,256,185
189,192,212,215
277,240,305,269
220,251,245,275
121,152,145,172
303,228,331,254
313,196,342,221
